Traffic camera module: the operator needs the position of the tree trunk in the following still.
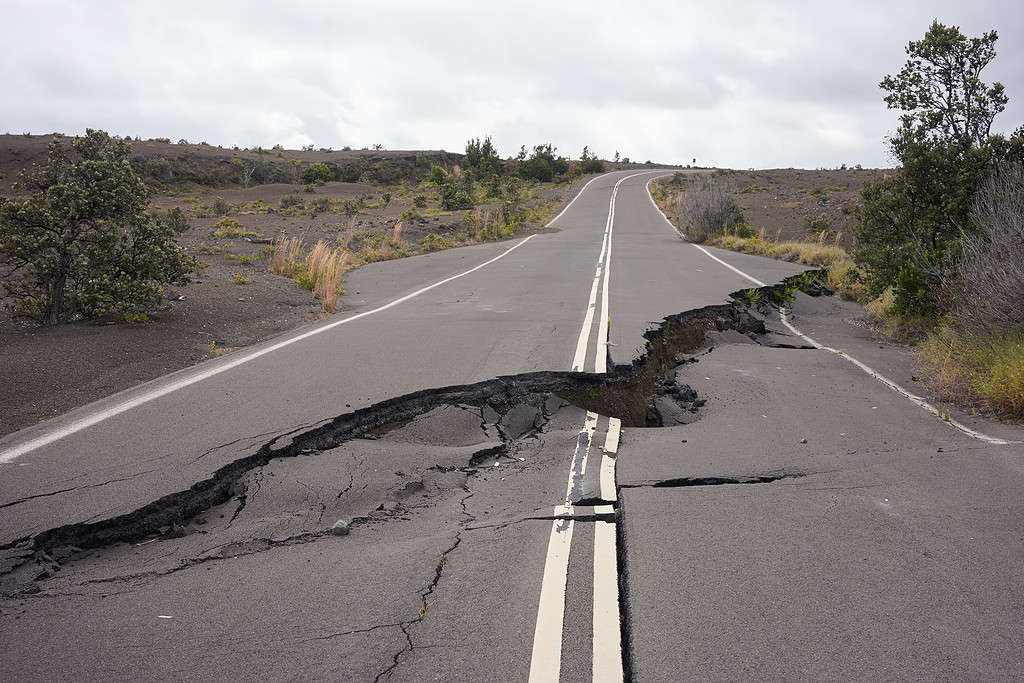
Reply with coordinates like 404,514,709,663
46,271,67,325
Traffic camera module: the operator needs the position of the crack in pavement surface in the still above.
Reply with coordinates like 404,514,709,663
6,274,818,566
620,472,808,488
1,271,862,681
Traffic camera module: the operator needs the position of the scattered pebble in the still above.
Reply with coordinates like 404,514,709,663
330,519,350,536
799,437,808,444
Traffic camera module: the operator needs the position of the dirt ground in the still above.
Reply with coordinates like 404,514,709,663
710,168,887,246
0,164,580,437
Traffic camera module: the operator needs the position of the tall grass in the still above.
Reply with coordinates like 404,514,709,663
267,236,350,315
921,329,1024,420
269,236,303,277
307,240,349,314
709,230,864,302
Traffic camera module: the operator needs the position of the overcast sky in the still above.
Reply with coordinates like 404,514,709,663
2,0,1022,168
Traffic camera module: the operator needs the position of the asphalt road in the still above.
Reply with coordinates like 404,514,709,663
1,170,1022,681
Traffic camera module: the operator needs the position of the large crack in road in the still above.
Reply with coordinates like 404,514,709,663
0,271,833,680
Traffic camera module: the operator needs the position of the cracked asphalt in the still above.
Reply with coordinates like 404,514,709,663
2,171,1023,681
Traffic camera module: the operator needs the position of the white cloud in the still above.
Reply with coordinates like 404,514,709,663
1,0,1021,167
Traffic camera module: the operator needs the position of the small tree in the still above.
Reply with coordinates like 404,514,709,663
856,22,1024,314
303,162,335,184
464,136,502,179
0,129,195,324
579,145,606,173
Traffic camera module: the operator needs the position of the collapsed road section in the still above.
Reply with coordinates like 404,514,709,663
0,273,834,681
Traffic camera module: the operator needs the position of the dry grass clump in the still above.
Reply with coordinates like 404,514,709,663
267,236,351,314
307,240,349,314
269,236,303,277
353,222,410,264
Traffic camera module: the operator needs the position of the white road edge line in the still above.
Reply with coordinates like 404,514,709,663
0,234,541,464
643,179,1016,446
529,411,598,683
644,175,684,239
778,310,1018,446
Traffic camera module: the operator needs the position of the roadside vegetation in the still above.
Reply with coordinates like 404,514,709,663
654,22,1024,420
1,132,613,321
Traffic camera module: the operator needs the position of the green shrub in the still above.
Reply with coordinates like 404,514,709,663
280,194,304,210
427,165,448,185
464,137,503,178
339,198,362,216
413,194,428,208
804,212,832,238
304,162,335,184
579,147,606,174
212,217,257,239
421,232,456,252
519,156,553,182
438,176,475,210
211,197,231,216
733,223,758,239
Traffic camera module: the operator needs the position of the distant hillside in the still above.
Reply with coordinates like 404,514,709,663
0,134,462,192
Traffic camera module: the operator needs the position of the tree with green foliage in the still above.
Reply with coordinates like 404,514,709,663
303,162,335,184
518,144,569,182
464,136,502,178
426,164,448,186
855,21,1024,316
0,129,195,324
579,145,606,174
